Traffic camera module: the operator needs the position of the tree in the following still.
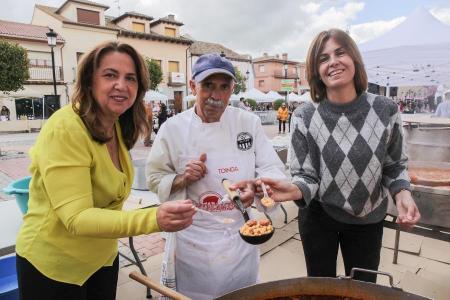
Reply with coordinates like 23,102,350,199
233,67,247,94
0,40,29,94
145,58,163,90
246,98,257,110
274,99,285,110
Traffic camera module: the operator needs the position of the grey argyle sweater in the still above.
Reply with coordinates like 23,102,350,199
290,92,410,224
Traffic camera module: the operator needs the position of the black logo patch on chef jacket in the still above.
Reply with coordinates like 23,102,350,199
237,132,253,151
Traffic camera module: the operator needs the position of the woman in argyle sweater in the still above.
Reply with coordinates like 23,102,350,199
258,29,420,283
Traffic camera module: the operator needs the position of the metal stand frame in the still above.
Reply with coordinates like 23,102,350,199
118,237,153,298
383,215,450,264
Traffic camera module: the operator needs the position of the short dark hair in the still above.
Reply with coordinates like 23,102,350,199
306,28,368,102
72,41,149,149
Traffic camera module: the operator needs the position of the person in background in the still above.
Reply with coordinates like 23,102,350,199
399,100,405,112
288,104,295,132
0,105,10,121
144,102,153,147
238,97,247,110
277,102,289,134
257,28,420,283
15,41,195,300
158,102,168,127
146,53,285,299
434,95,450,117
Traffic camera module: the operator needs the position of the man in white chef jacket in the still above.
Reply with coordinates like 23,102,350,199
146,53,286,299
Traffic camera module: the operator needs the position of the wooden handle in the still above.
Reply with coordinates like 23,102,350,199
129,271,191,300
222,179,239,201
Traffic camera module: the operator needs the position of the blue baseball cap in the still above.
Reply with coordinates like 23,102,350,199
192,53,236,82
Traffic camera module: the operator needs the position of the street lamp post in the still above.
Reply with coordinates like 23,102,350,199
46,29,58,96
46,28,58,121
245,70,250,92
283,61,288,104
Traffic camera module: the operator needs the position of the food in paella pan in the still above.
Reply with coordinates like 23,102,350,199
240,219,273,236
409,167,450,187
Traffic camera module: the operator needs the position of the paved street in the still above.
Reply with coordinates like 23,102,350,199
1,123,450,299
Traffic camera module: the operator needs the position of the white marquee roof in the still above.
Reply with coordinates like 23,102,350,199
266,90,284,101
241,88,272,102
144,90,169,103
298,92,312,102
359,7,450,87
287,92,301,102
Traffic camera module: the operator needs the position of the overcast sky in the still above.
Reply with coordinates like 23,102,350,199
2,0,450,61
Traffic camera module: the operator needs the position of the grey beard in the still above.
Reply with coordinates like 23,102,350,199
205,98,225,108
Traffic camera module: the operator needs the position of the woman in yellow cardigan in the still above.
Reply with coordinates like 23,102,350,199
15,41,196,300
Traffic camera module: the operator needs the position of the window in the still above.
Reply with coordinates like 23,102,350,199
152,59,162,68
258,80,265,87
168,61,179,72
132,22,145,33
259,65,265,73
77,8,100,25
165,27,176,37
15,98,34,120
76,52,84,63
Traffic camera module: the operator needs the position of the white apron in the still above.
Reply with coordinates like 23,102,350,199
172,113,259,299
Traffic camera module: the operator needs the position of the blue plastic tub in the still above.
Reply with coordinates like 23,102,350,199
0,255,19,300
2,176,31,215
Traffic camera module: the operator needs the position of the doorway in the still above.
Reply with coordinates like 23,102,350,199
174,91,183,113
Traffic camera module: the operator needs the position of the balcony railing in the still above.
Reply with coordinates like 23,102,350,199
28,66,64,81
273,70,299,79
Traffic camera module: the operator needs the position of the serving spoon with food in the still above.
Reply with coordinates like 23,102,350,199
258,178,275,209
222,178,274,245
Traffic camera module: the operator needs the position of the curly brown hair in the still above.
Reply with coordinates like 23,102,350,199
72,41,150,150
306,28,368,102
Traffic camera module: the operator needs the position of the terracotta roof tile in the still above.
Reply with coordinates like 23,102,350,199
190,40,251,62
112,11,154,23
55,0,109,14
253,55,299,64
118,29,193,45
36,4,119,31
0,19,64,43
151,15,183,27
35,5,67,22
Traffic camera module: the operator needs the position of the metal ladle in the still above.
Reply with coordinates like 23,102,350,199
222,179,274,245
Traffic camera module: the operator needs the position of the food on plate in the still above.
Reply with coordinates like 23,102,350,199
240,219,273,236
261,196,275,208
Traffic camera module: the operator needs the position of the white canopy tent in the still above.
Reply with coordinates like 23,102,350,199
298,92,312,102
359,7,450,88
287,92,302,102
266,90,284,101
230,93,244,101
144,90,169,104
241,88,272,103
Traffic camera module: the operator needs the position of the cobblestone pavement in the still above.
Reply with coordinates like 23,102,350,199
0,123,285,264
